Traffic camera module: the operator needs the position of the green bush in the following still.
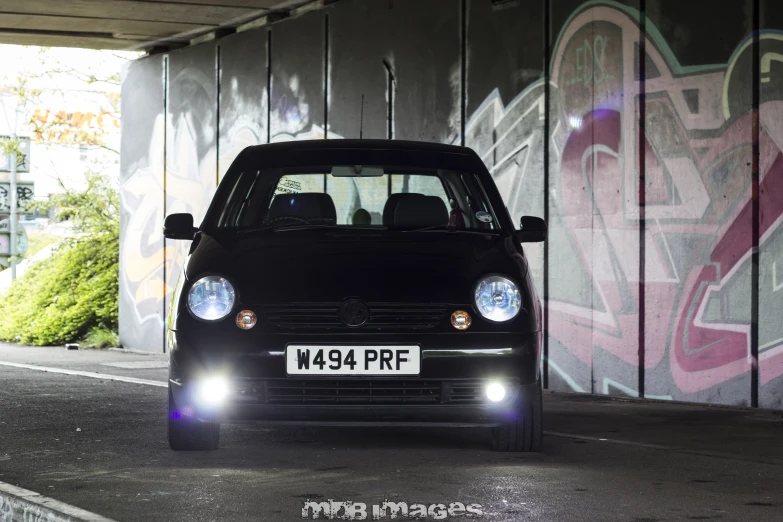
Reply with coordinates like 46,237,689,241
0,173,119,346
0,233,118,345
81,326,120,349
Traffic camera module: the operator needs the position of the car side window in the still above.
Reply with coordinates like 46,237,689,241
217,170,260,228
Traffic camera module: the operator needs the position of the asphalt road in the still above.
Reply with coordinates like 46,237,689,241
1,344,782,521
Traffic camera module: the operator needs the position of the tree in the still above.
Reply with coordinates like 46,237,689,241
0,46,127,155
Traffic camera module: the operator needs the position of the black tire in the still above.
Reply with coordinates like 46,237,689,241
492,380,543,452
168,387,220,451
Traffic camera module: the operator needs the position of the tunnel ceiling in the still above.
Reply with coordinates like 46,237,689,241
0,0,313,51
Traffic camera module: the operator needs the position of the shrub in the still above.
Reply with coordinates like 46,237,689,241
0,173,119,346
81,326,120,349
0,233,118,345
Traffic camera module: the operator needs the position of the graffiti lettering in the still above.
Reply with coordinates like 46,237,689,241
566,35,613,87
468,3,783,406
0,492,72,522
0,182,35,213
761,52,783,83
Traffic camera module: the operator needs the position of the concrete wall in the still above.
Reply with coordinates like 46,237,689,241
119,0,783,409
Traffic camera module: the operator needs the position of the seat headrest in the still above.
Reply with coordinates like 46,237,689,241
267,192,337,225
382,192,409,226
393,193,448,227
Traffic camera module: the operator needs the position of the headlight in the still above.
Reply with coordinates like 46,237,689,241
187,275,236,321
474,275,522,322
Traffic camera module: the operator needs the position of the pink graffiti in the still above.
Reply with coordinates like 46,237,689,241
546,3,783,398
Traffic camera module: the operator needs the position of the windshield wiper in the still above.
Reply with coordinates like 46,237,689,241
238,223,334,234
400,225,497,234
400,224,454,233
238,223,390,234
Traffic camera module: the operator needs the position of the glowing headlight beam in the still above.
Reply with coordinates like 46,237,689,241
187,275,236,321
474,275,522,322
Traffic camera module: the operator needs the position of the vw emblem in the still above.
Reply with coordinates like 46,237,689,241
339,299,370,327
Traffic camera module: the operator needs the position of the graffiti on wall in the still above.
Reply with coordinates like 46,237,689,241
118,0,783,408
120,114,165,343
467,1,783,405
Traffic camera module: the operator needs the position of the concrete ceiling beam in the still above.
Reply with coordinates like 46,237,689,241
0,13,210,39
0,0,261,26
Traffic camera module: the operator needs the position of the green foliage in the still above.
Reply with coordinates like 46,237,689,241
46,172,120,237
0,175,119,346
0,233,118,345
0,137,23,157
81,326,119,349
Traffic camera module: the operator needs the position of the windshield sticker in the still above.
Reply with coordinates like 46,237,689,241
275,176,302,195
475,211,493,223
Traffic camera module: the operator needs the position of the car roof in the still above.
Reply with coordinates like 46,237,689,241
231,139,487,177
243,139,475,156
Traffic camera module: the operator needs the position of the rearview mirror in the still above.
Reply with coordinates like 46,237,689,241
514,216,546,243
163,213,197,240
331,165,384,177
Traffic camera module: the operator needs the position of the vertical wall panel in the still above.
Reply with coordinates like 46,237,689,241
644,0,753,406
328,0,395,140
165,42,218,322
328,0,460,142
464,0,546,342
759,0,783,408
119,55,166,352
270,12,325,141
547,0,641,395
383,0,460,142
218,29,268,179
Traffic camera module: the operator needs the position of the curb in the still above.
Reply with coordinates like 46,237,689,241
107,347,162,356
0,481,116,522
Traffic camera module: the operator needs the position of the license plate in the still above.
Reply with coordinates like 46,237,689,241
286,345,420,375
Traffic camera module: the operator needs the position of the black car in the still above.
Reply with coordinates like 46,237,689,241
163,139,546,452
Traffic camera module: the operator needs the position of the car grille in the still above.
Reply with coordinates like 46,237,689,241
233,378,518,405
262,302,448,330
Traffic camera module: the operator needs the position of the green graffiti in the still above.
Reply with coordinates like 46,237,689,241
564,35,615,88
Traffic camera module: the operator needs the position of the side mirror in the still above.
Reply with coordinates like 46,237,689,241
163,213,197,240
514,216,546,243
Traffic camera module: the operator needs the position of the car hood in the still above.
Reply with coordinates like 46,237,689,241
184,231,528,305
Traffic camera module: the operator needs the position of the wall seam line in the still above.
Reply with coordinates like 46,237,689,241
751,0,760,408
266,29,272,144
543,0,551,389
324,13,329,139
216,44,221,187
638,0,647,399
460,0,467,147
162,55,168,353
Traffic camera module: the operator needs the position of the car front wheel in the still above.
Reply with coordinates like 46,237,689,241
492,380,543,452
167,387,220,451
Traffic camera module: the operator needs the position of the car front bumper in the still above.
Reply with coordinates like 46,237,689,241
168,331,541,426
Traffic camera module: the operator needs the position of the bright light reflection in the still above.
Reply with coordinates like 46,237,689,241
195,377,230,407
486,382,506,402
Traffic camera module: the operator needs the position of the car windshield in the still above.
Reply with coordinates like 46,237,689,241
212,166,500,232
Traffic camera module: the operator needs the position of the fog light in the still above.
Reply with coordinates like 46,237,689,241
236,309,257,330
451,310,472,330
486,382,506,402
195,377,230,407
